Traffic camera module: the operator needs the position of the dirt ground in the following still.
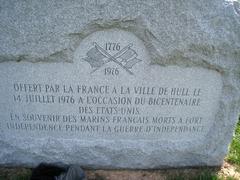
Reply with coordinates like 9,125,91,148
0,161,239,180
85,162,240,180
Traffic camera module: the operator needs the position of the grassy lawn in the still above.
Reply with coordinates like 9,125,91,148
226,117,240,171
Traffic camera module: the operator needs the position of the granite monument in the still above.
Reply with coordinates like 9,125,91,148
0,0,240,169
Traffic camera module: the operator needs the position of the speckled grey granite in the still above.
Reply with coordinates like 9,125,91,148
0,0,240,169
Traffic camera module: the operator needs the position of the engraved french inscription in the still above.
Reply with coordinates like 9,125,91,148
0,29,222,141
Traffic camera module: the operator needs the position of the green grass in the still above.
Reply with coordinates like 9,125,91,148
226,117,240,171
0,174,31,180
166,169,238,180
0,168,31,180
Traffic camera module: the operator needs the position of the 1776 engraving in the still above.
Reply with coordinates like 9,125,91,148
83,42,142,75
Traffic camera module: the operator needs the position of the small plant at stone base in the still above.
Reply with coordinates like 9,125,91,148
226,117,240,171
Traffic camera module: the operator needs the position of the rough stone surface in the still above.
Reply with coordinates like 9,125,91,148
0,0,240,169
